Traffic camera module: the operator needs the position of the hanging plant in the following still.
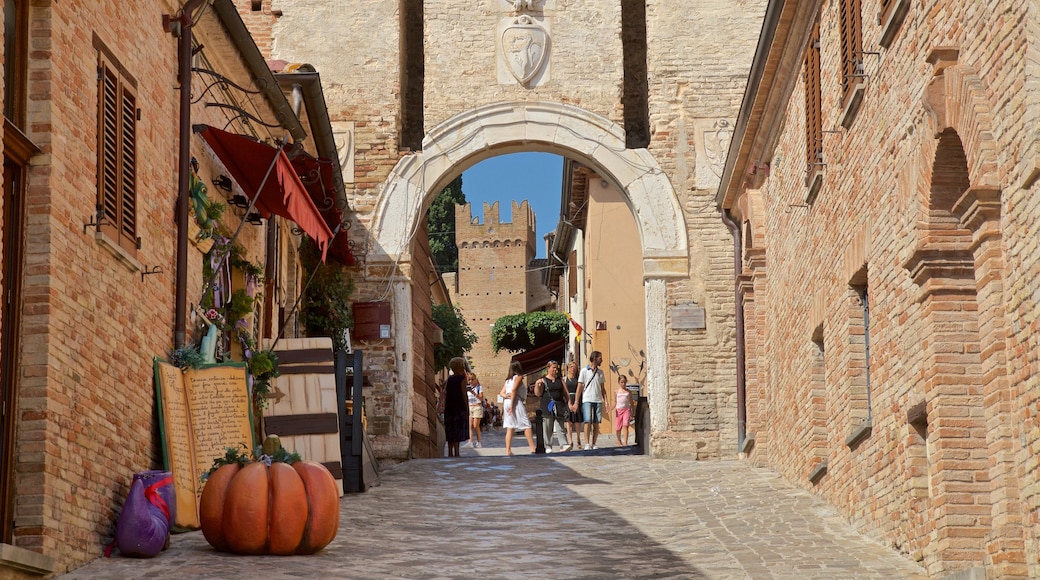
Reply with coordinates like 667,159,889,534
246,348,280,407
189,166,226,241
226,289,254,326
229,244,264,281
168,345,205,372
298,237,355,351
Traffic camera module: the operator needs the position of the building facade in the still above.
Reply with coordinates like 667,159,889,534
0,0,359,574
257,0,767,462
718,0,1039,576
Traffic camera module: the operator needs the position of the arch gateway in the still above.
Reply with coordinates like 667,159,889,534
254,1,769,459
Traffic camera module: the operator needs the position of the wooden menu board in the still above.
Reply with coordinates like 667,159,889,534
154,360,254,529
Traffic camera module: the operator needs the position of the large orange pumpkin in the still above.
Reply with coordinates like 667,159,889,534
199,439,340,555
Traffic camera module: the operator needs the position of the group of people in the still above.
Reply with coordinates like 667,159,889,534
441,351,637,456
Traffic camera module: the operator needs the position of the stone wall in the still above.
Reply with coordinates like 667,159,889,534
643,0,768,456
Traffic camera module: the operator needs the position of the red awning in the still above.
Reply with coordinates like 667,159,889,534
195,124,334,261
291,154,355,266
509,338,568,376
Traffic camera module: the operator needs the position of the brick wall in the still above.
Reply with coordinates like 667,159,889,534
1,0,307,572
728,0,1038,576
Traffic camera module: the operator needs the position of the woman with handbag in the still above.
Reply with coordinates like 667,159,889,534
534,361,570,452
502,361,536,456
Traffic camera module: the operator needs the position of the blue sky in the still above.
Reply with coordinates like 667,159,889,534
460,153,564,258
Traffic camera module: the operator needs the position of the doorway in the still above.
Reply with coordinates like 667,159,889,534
0,120,35,541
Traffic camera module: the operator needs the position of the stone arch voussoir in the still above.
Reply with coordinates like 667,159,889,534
371,101,689,278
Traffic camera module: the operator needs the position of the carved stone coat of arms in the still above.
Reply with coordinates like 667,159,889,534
501,15,550,86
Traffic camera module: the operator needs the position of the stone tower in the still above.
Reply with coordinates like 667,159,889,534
454,200,536,396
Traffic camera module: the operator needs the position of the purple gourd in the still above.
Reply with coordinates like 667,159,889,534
113,471,173,558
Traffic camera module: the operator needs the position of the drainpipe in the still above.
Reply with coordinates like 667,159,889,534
167,0,206,348
721,209,746,450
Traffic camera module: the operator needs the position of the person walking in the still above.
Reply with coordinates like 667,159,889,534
534,361,570,452
563,360,583,450
502,360,536,456
443,357,470,457
465,372,485,448
574,351,607,450
614,375,634,446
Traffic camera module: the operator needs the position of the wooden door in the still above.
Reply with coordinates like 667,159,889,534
263,337,344,492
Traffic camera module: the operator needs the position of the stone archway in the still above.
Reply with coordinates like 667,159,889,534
369,101,690,447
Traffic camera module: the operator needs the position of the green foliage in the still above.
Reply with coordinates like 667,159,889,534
431,302,478,371
169,345,205,371
248,349,280,408
427,175,465,273
229,244,264,279
201,441,301,483
226,289,254,322
299,237,355,352
490,311,569,354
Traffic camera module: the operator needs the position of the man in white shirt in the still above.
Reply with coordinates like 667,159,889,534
575,351,607,450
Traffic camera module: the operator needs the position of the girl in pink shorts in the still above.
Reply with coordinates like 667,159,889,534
615,375,633,446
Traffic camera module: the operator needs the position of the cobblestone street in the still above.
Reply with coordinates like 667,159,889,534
61,430,927,579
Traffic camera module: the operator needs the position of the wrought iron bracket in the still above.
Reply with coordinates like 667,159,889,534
141,265,164,282
204,102,283,129
83,206,110,234
191,66,262,105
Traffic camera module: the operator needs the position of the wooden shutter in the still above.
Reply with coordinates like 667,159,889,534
839,0,862,104
568,250,578,298
96,50,138,254
879,0,894,24
119,82,137,251
804,19,822,180
98,54,121,242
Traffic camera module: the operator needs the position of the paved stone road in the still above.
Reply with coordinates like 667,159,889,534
61,429,926,579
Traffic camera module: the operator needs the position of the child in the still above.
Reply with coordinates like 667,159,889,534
615,375,634,446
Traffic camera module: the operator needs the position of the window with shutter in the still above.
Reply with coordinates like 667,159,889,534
804,18,823,202
96,49,138,255
878,0,910,48
839,0,862,106
804,19,822,182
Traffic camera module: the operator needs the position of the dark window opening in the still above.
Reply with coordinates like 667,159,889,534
849,265,871,423
400,0,424,152
621,0,649,148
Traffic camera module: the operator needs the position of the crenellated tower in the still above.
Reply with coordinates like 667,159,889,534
454,201,537,394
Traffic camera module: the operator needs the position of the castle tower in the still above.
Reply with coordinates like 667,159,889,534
454,200,536,397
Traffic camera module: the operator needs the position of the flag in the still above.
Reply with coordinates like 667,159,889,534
566,312,583,342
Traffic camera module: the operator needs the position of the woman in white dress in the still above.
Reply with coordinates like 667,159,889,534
502,361,536,456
